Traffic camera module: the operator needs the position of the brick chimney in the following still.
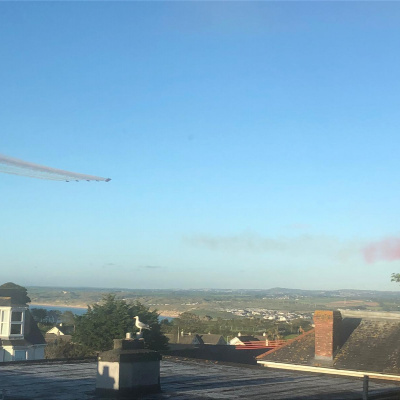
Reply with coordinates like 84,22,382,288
314,310,342,362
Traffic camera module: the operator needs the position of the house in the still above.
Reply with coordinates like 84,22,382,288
167,332,226,346
254,333,269,342
46,323,74,336
198,333,227,345
45,323,74,344
165,333,204,346
0,282,46,362
229,334,260,346
257,309,400,376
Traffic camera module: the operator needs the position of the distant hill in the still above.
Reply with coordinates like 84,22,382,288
262,287,400,299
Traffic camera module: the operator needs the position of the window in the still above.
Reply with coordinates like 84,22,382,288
11,311,22,322
10,310,24,336
11,324,22,335
0,309,7,336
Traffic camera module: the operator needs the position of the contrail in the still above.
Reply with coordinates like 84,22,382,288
0,153,111,182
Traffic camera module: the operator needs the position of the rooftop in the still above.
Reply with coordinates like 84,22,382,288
258,314,400,375
0,357,399,399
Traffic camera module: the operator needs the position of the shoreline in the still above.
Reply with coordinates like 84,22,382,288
30,302,87,309
30,303,177,318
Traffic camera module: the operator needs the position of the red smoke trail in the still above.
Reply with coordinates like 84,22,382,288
363,237,400,264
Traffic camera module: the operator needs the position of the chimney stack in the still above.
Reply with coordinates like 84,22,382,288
314,310,342,363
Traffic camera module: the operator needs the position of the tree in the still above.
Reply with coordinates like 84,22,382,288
391,273,400,283
129,301,169,351
45,339,88,359
60,311,76,325
173,312,204,334
30,308,48,323
73,294,168,354
47,310,62,324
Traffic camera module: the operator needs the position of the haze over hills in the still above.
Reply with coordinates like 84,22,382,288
264,287,400,299
26,285,400,318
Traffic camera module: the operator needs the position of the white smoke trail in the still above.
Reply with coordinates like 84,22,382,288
0,154,111,182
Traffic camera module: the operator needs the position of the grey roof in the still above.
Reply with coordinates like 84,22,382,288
167,333,227,346
258,316,400,375
0,358,399,399
166,334,203,345
45,334,72,344
257,329,315,365
0,283,29,305
24,311,47,345
334,319,400,374
0,296,12,306
254,335,268,341
235,335,259,342
198,334,226,345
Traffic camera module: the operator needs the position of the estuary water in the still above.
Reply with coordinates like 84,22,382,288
30,304,173,321
30,304,87,315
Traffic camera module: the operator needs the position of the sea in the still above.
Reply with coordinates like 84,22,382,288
30,304,87,315
30,304,173,321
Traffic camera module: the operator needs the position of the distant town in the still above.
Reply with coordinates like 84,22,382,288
27,286,400,318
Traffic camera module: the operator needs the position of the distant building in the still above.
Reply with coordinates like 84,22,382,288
0,282,46,362
198,333,227,346
229,335,260,346
166,333,204,346
46,324,73,336
166,332,227,348
45,323,74,344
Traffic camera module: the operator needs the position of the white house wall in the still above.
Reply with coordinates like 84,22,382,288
29,346,45,360
2,346,13,362
0,308,10,337
0,345,45,362
46,327,64,335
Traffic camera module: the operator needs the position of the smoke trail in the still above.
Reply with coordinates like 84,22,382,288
362,237,400,264
0,154,111,182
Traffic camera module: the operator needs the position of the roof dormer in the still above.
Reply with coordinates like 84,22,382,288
0,306,27,339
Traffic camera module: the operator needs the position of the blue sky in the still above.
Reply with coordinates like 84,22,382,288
1,2,400,290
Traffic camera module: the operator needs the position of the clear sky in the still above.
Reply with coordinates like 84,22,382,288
1,2,400,291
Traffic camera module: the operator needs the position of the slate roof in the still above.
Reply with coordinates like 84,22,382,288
45,334,72,344
257,314,400,375
258,329,315,365
0,296,12,306
198,333,227,345
254,335,268,341
24,311,47,346
165,333,204,345
0,283,29,305
235,335,259,342
334,320,400,374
